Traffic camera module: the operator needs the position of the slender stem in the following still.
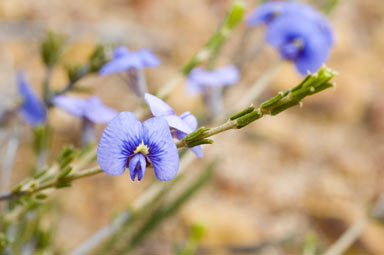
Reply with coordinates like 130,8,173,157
156,74,184,99
323,217,368,255
35,148,48,171
176,120,237,148
70,212,131,255
156,0,246,101
34,124,50,171
43,66,53,106
181,1,245,75
0,167,103,201
70,151,196,254
1,126,21,194
53,65,90,98
81,117,96,147
203,86,224,120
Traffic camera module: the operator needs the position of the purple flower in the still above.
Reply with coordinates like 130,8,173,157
52,96,117,123
247,1,286,26
53,96,118,146
266,14,331,75
247,1,334,75
186,66,240,94
144,93,203,158
17,72,47,126
247,1,333,45
99,46,161,76
97,112,179,181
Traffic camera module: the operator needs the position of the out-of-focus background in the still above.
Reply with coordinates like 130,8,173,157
1,0,384,254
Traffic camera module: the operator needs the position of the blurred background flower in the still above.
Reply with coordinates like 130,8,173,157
52,95,117,145
248,1,334,74
17,72,47,126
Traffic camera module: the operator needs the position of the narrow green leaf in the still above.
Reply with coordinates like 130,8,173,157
236,110,262,128
184,127,208,142
230,105,255,120
188,138,213,148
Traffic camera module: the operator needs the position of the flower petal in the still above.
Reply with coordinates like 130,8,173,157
165,115,193,134
266,14,331,75
212,66,240,86
53,96,118,123
143,117,179,181
186,66,239,93
248,1,334,47
113,46,130,58
100,47,160,75
84,97,118,123
295,39,329,75
134,49,161,67
52,95,86,117
97,112,143,176
173,129,203,158
179,112,198,131
99,56,142,76
190,145,203,158
17,72,47,126
186,79,204,95
128,153,147,181
172,113,203,159
144,93,175,117
247,1,285,26
284,2,334,47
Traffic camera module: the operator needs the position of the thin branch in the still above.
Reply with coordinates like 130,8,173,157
176,120,237,148
42,66,53,106
1,125,21,194
156,74,184,99
323,217,368,255
70,212,131,255
69,151,196,254
53,65,91,98
0,167,103,202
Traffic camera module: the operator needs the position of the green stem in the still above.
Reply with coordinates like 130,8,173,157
43,66,53,106
176,120,237,148
177,66,336,148
322,0,340,14
53,64,91,98
157,1,245,100
232,60,282,112
181,0,245,75
122,162,216,253
0,167,103,202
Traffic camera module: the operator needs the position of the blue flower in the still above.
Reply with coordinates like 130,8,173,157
186,66,240,94
247,1,333,44
266,14,331,75
52,95,118,123
144,93,203,158
247,1,334,75
97,112,179,181
247,1,286,26
99,46,161,76
17,72,47,126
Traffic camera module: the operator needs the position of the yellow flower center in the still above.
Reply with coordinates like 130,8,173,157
134,141,149,155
